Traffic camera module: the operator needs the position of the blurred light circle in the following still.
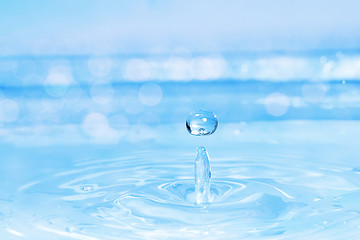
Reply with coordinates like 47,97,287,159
123,59,151,81
90,81,115,104
44,66,73,97
0,99,19,122
108,114,129,138
138,83,162,106
265,93,290,117
82,113,110,137
87,57,113,77
302,83,327,103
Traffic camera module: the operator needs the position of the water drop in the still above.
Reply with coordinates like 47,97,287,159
186,110,218,136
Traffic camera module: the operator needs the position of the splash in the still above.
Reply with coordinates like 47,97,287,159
194,146,211,205
186,109,217,205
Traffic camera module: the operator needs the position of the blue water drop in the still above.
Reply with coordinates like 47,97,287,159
186,110,218,136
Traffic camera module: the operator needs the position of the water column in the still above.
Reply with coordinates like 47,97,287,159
186,110,218,205
194,146,211,204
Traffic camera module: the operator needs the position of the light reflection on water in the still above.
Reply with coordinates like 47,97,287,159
1,145,360,239
0,80,359,146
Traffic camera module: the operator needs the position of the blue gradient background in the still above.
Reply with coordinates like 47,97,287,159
1,1,360,239
1,0,360,55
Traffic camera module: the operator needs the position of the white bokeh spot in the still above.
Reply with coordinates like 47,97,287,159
44,66,73,97
264,93,290,117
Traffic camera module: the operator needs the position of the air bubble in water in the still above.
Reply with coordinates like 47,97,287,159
186,110,218,136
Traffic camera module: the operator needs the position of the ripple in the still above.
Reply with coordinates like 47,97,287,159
112,178,305,228
5,150,360,239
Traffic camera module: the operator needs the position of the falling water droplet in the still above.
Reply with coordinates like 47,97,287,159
186,110,218,136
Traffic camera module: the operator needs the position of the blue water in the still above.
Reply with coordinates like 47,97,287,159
1,55,360,239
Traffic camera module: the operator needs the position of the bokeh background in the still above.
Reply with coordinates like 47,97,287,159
2,1,360,239
1,0,360,146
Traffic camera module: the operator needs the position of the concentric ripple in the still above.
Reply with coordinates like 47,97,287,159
3,150,360,239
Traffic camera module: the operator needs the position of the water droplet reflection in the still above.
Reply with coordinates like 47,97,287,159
186,110,218,136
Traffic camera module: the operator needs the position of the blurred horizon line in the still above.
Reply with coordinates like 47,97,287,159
1,48,360,59
2,50,360,85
